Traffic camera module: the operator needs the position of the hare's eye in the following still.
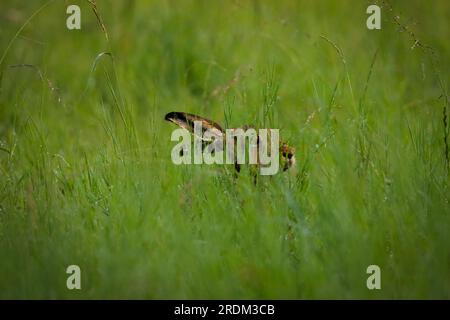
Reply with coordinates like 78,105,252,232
282,152,287,157
287,153,293,159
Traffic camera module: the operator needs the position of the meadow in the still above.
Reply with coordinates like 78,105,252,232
0,0,449,299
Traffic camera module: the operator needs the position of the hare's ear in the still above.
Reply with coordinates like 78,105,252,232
164,112,224,140
165,112,195,132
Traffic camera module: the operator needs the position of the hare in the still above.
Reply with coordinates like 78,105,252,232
164,111,296,176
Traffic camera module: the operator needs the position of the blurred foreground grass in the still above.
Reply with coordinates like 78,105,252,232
0,0,449,298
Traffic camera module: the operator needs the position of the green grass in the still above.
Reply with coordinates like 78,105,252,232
0,0,449,299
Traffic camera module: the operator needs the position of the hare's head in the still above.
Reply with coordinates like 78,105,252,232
280,142,296,171
164,111,297,174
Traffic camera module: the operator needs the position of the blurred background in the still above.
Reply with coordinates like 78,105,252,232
0,0,449,298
